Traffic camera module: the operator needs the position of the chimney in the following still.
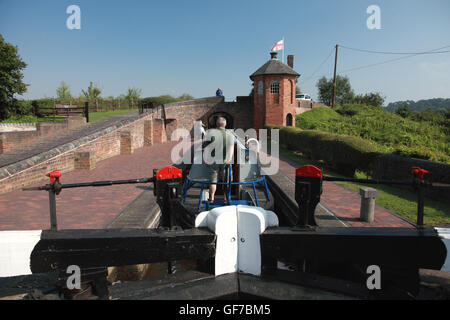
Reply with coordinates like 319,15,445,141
287,55,294,68
270,51,278,60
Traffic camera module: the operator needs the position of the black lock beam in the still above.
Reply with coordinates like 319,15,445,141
30,228,216,274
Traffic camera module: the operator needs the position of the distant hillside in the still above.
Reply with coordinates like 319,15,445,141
386,98,450,112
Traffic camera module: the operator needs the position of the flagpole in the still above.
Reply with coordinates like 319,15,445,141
282,36,285,63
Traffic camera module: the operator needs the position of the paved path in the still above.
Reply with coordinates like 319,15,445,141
0,142,177,230
0,141,413,230
276,154,414,228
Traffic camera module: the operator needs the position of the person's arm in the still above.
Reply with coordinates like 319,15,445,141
225,145,234,164
224,134,235,164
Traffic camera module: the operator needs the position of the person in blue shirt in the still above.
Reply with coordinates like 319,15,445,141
216,88,223,97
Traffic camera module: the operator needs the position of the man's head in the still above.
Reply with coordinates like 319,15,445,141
216,116,226,129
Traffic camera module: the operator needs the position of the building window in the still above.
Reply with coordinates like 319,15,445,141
257,81,264,95
270,80,279,94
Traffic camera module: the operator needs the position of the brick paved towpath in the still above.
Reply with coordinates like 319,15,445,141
276,154,414,228
0,141,413,230
0,142,177,230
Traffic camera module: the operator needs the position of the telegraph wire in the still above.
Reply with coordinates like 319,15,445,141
340,44,450,74
299,44,450,86
301,47,335,83
339,44,450,55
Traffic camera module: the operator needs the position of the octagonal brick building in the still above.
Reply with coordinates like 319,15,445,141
250,52,300,130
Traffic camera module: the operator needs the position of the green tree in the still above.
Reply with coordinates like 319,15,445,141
125,87,142,108
316,75,354,107
296,85,301,94
141,95,180,105
353,92,385,107
82,82,102,111
410,108,446,126
0,34,28,120
56,81,72,103
394,103,412,118
178,93,194,101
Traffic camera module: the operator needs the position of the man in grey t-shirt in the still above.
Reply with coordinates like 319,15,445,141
204,117,235,204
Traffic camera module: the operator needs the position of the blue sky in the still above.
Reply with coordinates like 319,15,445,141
1,0,449,104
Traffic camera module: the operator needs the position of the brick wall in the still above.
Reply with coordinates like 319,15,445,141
153,96,254,136
0,115,151,194
0,118,86,154
152,119,166,144
295,101,328,115
0,96,255,194
0,131,39,154
165,119,178,140
253,75,297,129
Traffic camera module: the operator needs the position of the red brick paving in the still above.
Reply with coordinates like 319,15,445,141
276,155,414,228
0,141,413,230
0,142,178,230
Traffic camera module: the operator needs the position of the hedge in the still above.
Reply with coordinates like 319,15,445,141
265,124,378,176
31,98,56,117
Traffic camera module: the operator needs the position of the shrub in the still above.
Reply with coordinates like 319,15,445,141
1,115,38,123
295,104,449,164
12,100,33,116
394,104,412,118
266,124,378,176
393,146,434,161
141,95,181,106
32,98,55,117
336,105,360,116
410,109,446,126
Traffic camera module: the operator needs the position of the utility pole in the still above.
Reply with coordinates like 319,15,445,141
331,44,339,109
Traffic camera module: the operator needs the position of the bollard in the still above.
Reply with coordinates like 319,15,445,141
360,187,378,223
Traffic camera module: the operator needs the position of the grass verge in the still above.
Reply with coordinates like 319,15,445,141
1,109,137,124
88,109,137,122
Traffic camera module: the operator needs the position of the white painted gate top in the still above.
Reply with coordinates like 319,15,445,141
195,205,279,276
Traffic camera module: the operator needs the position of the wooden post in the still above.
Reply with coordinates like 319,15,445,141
331,44,338,109
84,102,89,123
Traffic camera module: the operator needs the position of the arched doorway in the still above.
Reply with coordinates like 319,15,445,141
286,113,293,126
207,112,234,129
